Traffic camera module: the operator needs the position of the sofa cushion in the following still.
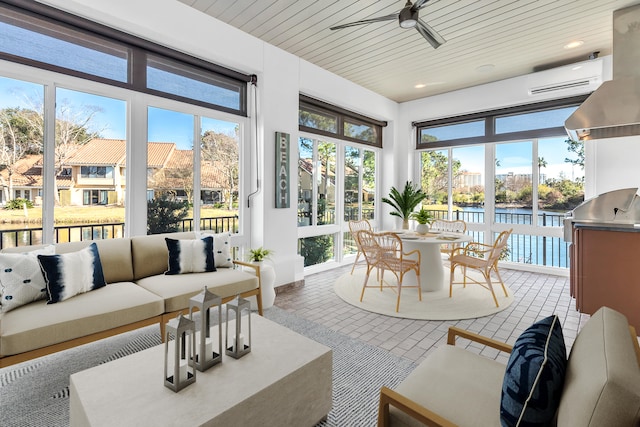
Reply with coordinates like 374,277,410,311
557,307,640,426
165,237,215,275
56,239,134,284
0,281,164,357
131,232,196,280
500,315,567,427
38,243,106,303
389,345,505,426
1,239,135,284
136,269,258,312
0,245,55,313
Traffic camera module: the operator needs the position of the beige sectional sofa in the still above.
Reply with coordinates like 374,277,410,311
0,231,262,368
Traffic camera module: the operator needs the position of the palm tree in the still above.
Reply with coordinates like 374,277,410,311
538,157,547,184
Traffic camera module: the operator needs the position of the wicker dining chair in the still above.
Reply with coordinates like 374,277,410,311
449,229,512,307
348,219,372,274
429,219,467,259
358,230,421,312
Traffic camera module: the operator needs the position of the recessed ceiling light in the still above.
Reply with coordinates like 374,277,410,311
476,64,495,73
564,40,584,49
414,82,443,88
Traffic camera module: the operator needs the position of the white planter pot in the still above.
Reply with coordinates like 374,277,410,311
415,223,430,235
246,262,276,311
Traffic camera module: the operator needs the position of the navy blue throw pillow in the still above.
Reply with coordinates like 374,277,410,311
165,237,215,275
500,315,567,427
37,242,106,303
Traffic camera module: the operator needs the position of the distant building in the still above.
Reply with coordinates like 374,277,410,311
496,172,532,191
0,139,228,206
453,171,482,189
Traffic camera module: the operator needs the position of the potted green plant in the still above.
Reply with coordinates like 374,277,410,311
246,247,276,310
247,247,273,262
410,208,433,234
382,181,427,229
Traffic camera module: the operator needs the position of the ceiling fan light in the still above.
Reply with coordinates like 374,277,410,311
399,7,418,28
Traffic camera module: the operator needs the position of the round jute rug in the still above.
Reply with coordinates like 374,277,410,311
334,270,514,320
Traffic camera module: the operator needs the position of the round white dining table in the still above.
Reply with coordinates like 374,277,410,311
398,232,473,292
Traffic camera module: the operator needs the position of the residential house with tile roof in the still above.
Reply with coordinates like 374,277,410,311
0,139,228,206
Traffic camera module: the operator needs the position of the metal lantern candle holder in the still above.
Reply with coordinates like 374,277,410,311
188,286,222,371
164,313,196,392
225,296,251,359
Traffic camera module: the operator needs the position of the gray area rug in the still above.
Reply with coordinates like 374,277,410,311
0,307,416,426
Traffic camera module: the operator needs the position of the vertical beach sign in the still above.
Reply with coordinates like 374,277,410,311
275,132,290,208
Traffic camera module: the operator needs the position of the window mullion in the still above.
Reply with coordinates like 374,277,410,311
42,82,56,244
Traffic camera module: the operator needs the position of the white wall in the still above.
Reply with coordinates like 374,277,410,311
40,0,400,286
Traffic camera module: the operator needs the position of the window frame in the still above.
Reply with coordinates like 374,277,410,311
0,0,251,116
299,94,386,148
414,95,589,149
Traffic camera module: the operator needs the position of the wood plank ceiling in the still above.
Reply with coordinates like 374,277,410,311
178,0,640,102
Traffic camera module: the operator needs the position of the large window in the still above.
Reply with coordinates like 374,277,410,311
0,65,247,247
0,3,250,247
417,100,586,269
298,135,378,268
298,95,383,269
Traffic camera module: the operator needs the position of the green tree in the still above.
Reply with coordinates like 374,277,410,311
299,235,333,267
362,150,375,194
0,107,42,201
538,156,547,183
565,138,584,169
299,110,336,133
24,96,103,204
201,130,239,210
147,196,189,234
420,151,461,202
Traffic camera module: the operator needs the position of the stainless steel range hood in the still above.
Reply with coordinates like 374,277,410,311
565,4,640,141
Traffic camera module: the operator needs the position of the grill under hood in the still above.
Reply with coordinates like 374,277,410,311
565,4,640,141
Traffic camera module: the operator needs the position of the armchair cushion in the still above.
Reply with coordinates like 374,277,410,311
390,345,505,426
500,315,567,427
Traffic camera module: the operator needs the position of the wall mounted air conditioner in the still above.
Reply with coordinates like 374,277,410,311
527,58,603,96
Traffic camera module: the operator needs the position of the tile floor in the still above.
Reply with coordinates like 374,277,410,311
274,264,590,365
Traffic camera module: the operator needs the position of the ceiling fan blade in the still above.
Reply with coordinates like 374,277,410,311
411,0,432,11
415,18,446,49
330,13,398,30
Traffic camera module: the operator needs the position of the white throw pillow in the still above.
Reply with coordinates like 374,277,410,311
38,243,106,303
198,232,233,268
0,245,55,312
165,237,215,275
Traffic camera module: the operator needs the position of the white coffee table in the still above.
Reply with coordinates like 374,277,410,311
70,315,332,427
